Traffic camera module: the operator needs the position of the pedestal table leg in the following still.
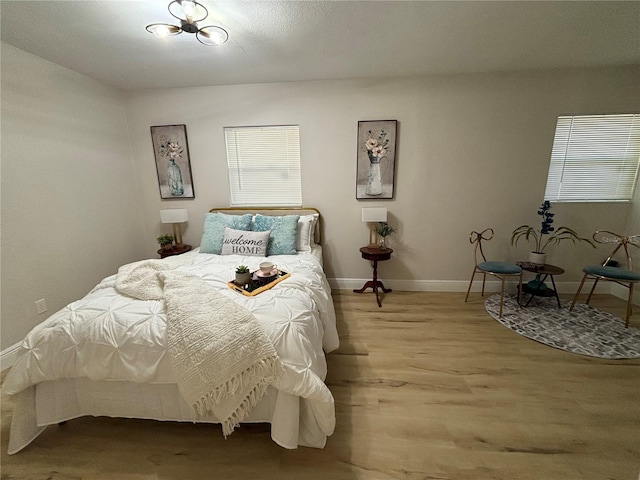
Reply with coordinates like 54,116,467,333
353,259,392,307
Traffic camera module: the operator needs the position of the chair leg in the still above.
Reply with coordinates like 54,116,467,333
481,272,487,297
625,283,634,328
465,269,477,303
516,273,523,307
570,274,588,311
585,277,600,305
499,277,505,317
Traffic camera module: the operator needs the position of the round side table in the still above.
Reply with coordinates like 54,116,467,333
517,262,565,308
354,246,393,307
158,244,192,259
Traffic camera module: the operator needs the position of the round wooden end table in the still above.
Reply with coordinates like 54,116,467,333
517,262,565,308
354,246,393,307
158,244,192,259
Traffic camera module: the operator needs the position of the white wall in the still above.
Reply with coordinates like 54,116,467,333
124,67,639,287
1,44,147,350
2,46,638,352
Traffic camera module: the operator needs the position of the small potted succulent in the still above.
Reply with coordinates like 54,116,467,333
235,265,252,286
156,234,175,251
374,222,397,250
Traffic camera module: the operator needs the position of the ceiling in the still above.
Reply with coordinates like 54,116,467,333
1,1,639,91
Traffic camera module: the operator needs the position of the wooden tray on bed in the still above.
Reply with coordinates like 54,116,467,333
227,269,291,296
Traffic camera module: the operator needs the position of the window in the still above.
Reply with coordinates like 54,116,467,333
544,114,640,202
224,125,302,206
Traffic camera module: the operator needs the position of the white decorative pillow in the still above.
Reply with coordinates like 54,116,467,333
296,214,319,252
221,227,270,256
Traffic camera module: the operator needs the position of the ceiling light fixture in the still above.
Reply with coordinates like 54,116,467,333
146,0,228,46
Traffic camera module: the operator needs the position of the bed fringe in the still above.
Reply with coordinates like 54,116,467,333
191,356,283,437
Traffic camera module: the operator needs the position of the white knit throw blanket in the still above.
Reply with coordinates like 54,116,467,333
115,255,193,300
115,260,282,436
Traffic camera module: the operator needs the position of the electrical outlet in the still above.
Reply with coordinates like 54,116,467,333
35,299,47,315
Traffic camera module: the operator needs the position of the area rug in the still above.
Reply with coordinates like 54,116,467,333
484,294,640,359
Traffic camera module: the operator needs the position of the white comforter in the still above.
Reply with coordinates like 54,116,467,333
4,248,339,450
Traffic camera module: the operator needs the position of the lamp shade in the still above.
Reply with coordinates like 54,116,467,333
160,209,188,224
361,207,387,223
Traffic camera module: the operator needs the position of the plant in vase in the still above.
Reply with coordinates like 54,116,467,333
374,222,397,250
511,201,594,289
235,265,252,286
511,201,594,263
156,234,175,251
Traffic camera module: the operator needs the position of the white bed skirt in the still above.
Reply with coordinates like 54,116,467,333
8,378,328,454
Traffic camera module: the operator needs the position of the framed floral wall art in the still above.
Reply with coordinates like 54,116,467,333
356,120,397,199
150,124,195,199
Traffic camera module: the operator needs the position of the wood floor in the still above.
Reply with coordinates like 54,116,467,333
1,291,639,480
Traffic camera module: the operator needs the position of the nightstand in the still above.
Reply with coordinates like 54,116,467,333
353,246,393,307
158,244,192,259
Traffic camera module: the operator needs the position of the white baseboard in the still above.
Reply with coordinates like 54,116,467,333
329,278,640,306
1,342,22,371
329,278,585,295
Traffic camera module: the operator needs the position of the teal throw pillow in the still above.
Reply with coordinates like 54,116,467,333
200,213,252,254
253,214,300,255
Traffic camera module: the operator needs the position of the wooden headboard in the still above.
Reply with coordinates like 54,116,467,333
208,207,322,244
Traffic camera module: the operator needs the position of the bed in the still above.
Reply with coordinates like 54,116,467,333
3,207,339,454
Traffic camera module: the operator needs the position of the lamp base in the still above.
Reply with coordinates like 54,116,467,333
368,225,381,249
172,223,184,247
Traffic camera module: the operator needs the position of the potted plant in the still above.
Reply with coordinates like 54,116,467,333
157,234,175,251
374,222,397,250
511,201,594,265
235,265,252,286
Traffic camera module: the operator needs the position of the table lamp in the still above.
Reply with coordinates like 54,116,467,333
160,209,189,247
361,207,387,248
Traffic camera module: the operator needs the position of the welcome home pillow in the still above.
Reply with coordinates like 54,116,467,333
200,213,253,255
253,214,300,256
221,228,270,256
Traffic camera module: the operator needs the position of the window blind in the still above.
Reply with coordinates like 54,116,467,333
224,125,302,206
544,114,640,202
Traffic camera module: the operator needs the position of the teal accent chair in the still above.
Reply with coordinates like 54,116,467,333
570,231,640,328
465,228,523,317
